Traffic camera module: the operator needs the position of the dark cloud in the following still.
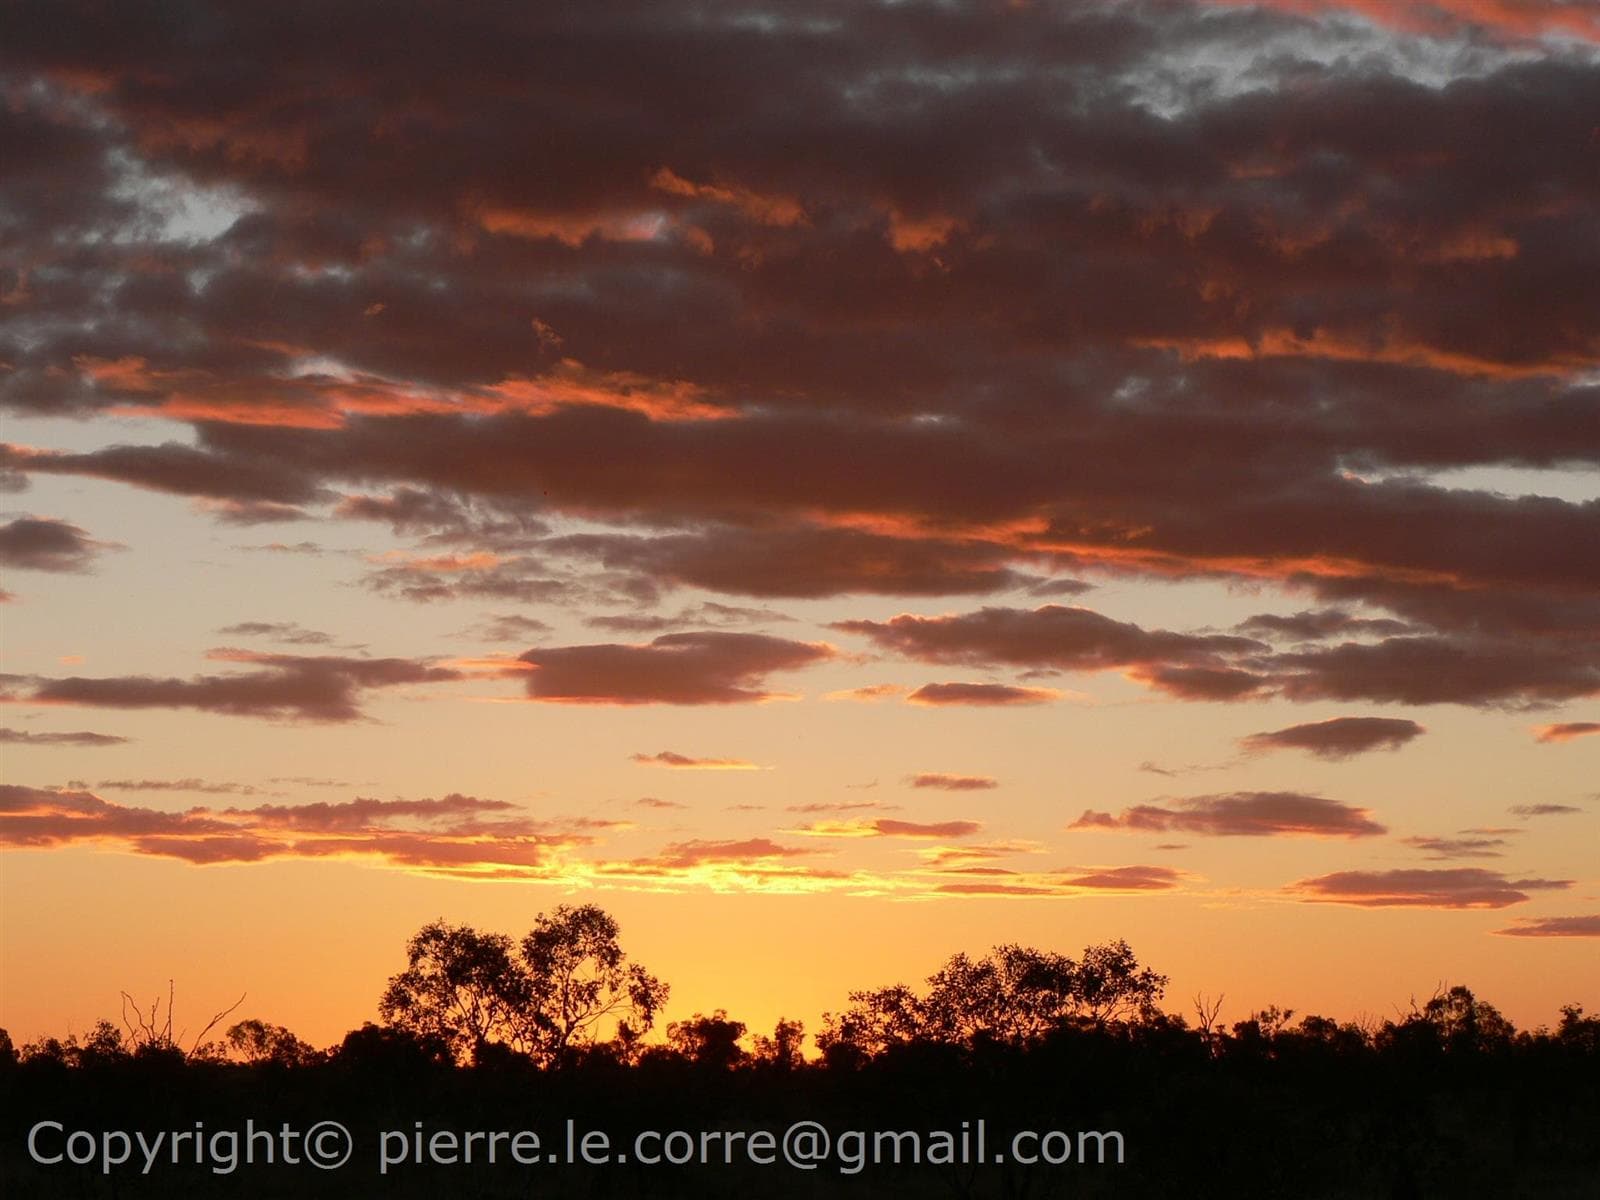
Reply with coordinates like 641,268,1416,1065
1290,867,1572,909
14,651,461,721
906,682,1061,706
1271,635,1600,707
907,773,998,792
0,727,129,747
838,605,1264,674
1510,803,1584,817
1240,716,1425,760
1071,791,1385,837
0,516,108,572
552,526,1030,598
0,0,1597,731
518,632,833,704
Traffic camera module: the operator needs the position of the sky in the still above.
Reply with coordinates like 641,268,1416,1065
1,0,1597,1050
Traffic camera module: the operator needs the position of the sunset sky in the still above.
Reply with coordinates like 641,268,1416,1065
2,0,1597,1051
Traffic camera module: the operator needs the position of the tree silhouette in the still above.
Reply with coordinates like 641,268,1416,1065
224,1019,321,1067
665,1009,748,1070
380,921,528,1064
379,904,667,1066
6,935,1599,1200
818,938,1169,1060
519,903,669,1066
751,1017,806,1069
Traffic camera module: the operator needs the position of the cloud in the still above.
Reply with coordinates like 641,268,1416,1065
0,784,592,870
908,773,998,792
837,605,1264,675
933,864,1186,896
12,652,461,721
1240,716,1425,760
1205,0,1600,43
0,516,109,573
1400,835,1510,859
587,601,791,634
1236,609,1413,641
1492,915,1600,938
4,0,1600,736
786,801,893,814
215,621,335,646
0,727,129,747
518,632,833,704
94,779,265,796
630,750,762,770
1533,721,1600,743
1510,803,1583,817
643,838,817,868
790,818,982,839
1071,791,1385,837
1270,636,1600,708
634,797,687,810
469,614,554,642
825,684,907,703
1132,665,1269,700
1290,867,1572,909
552,525,1031,598
906,682,1062,706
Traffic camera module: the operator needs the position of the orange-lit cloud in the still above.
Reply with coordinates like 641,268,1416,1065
906,682,1062,706
1533,721,1600,743
1203,0,1600,43
0,784,593,870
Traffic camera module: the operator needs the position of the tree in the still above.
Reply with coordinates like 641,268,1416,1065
752,1017,806,1069
818,939,1169,1060
225,1019,321,1067
666,1009,748,1070
520,904,669,1065
380,905,667,1067
1421,985,1514,1052
380,922,528,1064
